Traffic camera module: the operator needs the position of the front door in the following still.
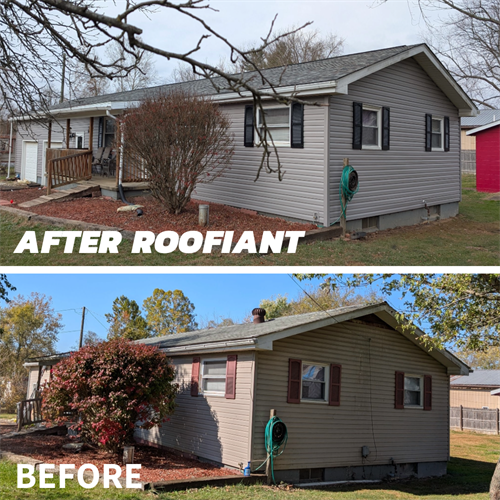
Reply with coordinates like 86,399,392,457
23,141,38,183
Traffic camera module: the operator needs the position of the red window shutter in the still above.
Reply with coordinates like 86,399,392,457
424,375,432,411
329,364,342,406
191,357,200,397
225,355,237,399
287,359,302,404
395,371,405,409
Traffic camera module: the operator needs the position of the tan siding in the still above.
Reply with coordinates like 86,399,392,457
451,388,500,409
329,58,461,221
136,352,255,468
252,320,449,470
26,367,39,399
461,130,476,151
194,98,327,223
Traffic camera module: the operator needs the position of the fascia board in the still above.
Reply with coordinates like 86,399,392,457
23,362,40,368
466,119,500,135
158,338,257,355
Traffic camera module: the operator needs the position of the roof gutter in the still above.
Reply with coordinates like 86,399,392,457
158,338,258,354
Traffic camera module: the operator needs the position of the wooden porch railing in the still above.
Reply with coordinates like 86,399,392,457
16,398,43,431
46,149,92,194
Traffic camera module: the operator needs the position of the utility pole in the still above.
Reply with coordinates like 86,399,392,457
60,52,66,103
79,306,86,349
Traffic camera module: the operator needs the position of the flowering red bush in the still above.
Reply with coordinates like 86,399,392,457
42,339,177,452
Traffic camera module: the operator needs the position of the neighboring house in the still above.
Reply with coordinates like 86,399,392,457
451,370,500,410
134,302,469,483
461,109,500,174
23,353,70,399
13,44,475,230
466,120,500,193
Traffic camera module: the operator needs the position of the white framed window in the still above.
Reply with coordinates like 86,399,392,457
257,106,291,146
431,117,444,151
404,375,423,408
200,359,227,396
362,105,381,149
301,362,329,403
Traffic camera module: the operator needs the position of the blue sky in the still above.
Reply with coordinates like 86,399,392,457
5,273,401,352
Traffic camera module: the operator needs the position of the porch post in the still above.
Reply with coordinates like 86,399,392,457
88,117,94,176
66,118,70,148
116,119,121,187
7,119,13,178
47,120,52,149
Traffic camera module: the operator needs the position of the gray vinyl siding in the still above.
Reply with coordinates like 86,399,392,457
15,117,94,181
329,58,461,222
194,98,328,223
251,320,449,470
135,352,255,468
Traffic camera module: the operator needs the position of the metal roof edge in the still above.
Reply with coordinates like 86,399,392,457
466,119,500,135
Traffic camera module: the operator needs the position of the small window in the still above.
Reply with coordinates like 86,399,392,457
75,134,84,149
104,118,116,147
404,375,422,407
200,359,227,396
362,106,381,149
301,363,328,402
257,107,290,146
431,118,443,151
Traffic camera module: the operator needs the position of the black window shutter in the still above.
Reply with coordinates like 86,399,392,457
425,114,432,152
244,105,254,147
395,371,405,409
291,103,304,148
382,107,390,150
444,116,450,151
353,102,363,150
97,117,104,148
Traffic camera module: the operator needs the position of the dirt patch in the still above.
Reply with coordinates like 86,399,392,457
1,433,240,483
0,423,16,435
3,189,316,240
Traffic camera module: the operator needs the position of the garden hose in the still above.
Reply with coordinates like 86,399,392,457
318,165,359,227
254,416,288,484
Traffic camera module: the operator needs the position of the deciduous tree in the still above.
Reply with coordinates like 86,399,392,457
42,339,177,452
123,91,233,214
143,288,197,336
105,296,149,340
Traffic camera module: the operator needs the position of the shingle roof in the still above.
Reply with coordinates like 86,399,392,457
461,109,500,128
136,304,371,349
51,45,417,111
451,370,500,387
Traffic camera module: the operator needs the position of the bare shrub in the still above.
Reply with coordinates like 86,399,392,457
123,91,233,214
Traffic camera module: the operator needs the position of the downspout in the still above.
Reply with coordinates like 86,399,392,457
7,119,13,179
106,110,142,216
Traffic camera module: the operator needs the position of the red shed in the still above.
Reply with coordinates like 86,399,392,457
467,120,500,193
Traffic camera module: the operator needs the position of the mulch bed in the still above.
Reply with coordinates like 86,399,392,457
1,433,240,483
0,423,17,435
0,187,317,239
0,186,45,205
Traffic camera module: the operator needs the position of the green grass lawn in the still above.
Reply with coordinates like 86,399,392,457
0,414,16,420
1,175,498,266
0,431,498,500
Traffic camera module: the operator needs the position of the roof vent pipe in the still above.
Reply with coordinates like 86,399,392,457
252,308,266,323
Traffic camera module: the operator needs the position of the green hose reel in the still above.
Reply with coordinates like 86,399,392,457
255,416,288,484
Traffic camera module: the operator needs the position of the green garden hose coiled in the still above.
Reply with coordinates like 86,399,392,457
255,416,288,484
318,165,359,227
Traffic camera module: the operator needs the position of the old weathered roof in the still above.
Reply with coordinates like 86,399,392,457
136,302,469,375
451,370,500,388
137,304,364,349
462,109,500,128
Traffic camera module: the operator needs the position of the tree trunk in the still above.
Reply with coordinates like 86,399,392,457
490,459,500,499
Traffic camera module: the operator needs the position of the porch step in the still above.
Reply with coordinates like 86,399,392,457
18,184,100,208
